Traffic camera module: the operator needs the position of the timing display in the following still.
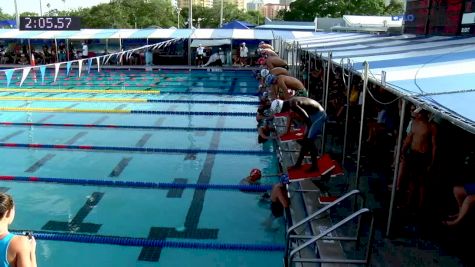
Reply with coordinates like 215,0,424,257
19,16,81,31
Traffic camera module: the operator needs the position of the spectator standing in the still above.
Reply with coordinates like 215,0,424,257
240,42,248,66
196,44,204,66
81,42,88,59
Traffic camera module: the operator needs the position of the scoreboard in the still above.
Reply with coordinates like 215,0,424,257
404,0,473,35
461,0,475,35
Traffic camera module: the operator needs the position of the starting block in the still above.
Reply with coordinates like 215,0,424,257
287,154,343,182
280,127,305,142
274,112,290,118
318,196,338,204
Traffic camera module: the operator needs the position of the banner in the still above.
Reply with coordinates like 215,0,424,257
96,57,100,72
78,59,83,78
66,61,72,76
104,54,112,65
5,69,14,87
54,63,61,82
20,67,31,87
40,65,46,84
87,58,92,73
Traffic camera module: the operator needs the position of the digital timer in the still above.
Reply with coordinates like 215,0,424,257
19,16,81,31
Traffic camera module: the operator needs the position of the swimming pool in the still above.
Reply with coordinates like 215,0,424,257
0,68,284,266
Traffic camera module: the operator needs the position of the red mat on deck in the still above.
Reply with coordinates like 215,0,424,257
318,196,338,204
280,128,305,142
287,154,343,182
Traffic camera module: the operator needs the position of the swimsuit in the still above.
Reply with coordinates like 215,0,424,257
295,89,308,97
307,111,327,140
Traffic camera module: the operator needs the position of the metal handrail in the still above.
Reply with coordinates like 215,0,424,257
286,189,361,237
288,208,374,266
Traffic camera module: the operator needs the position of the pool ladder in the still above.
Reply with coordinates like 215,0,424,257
284,189,375,266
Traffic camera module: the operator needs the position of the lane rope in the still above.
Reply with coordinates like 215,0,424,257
0,96,259,105
0,107,255,116
11,230,284,251
0,88,160,94
0,122,256,132
0,175,272,192
0,142,273,155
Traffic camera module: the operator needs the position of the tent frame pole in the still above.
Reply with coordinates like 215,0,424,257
321,52,332,154
386,99,407,236
354,61,369,190
54,38,59,63
341,58,352,166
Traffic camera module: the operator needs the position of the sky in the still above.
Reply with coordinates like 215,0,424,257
2,0,111,15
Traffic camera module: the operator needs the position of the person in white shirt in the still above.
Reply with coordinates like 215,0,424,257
239,42,248,66
196,44,204,66
81,42,88,59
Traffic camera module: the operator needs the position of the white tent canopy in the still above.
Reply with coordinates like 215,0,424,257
190,39,231,47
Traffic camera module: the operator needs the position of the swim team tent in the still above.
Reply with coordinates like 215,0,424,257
280,31,475,235
220,20,256,29
0,28,307,41
283,32,475,134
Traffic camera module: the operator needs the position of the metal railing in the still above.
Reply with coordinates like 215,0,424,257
284,189,375,266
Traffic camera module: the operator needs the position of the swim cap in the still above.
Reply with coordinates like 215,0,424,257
260,69,269,78
265,74,277,86
257,57,266,65
250,168,262,180
270,99,284,114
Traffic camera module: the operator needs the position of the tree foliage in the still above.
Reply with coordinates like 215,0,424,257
0,8,14,20
2,0,261,29
181,2,262,28
282,0,405,21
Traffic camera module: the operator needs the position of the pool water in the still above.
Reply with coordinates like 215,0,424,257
0,69,284,266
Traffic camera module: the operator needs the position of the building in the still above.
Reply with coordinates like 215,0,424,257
247,0,264,11
177,0,213,8
261,3,288,19
279,0,295,7
213,0,246,10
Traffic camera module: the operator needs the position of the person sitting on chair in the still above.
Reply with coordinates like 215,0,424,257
443,154,475,226
271,97,326,172
443,183,475,226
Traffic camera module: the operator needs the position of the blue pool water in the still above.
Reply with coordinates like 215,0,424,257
0,69,284,266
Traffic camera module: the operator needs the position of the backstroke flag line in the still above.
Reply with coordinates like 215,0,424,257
5,69,14,87
54,63,61,82
20,67,31,87
0,38,179,87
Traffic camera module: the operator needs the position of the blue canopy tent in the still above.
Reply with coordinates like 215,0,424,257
0,20,16,29
221,20,256,29
289,32,475,133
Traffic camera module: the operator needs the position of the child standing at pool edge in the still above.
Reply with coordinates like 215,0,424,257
0,193,37,267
